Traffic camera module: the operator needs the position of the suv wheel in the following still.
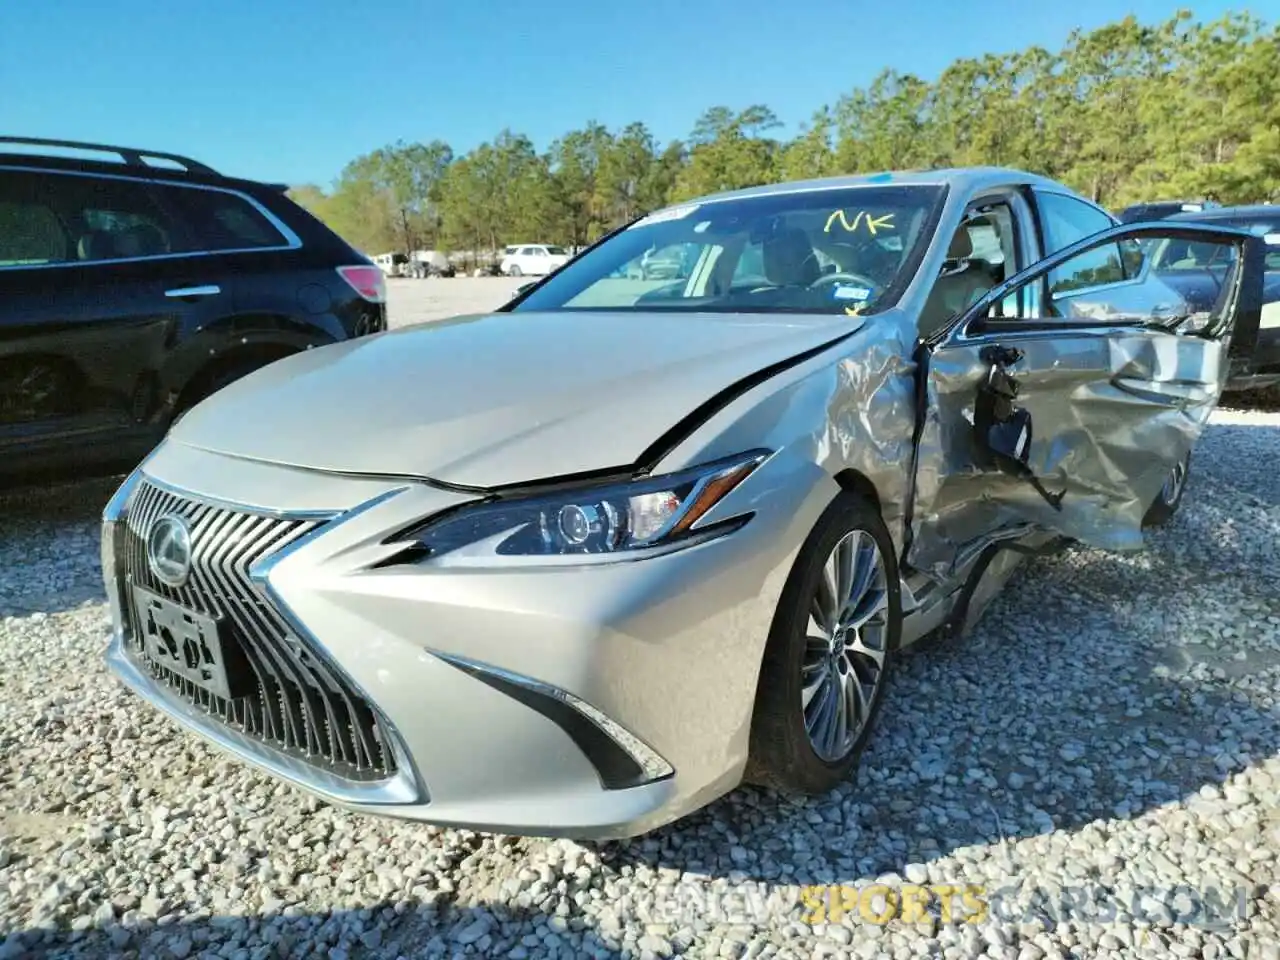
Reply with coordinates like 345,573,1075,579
747,492,899,794
171,356,282,427
509,265,522,277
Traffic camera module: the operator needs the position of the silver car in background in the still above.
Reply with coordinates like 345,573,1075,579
101,168,1265,839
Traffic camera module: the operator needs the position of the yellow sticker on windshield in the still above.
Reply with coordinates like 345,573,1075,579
844,304,865,316
824,210,896,235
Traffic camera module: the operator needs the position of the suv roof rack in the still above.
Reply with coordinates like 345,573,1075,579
0,136,218,176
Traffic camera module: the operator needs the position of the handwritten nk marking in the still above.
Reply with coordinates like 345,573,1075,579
864,213,895,234
824,210,896,235
825,209,863,233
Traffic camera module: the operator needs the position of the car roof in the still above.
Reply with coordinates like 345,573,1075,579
1166,204,1280,221
0,151,285,196
682,166,1074,206
1122,199,1212,209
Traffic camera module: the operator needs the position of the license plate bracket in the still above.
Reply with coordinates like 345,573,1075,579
130,585,252,701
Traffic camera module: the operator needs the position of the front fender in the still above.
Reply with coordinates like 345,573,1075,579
647,318,918,559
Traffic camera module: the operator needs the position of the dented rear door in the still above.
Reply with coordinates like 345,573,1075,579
908,222,1264,580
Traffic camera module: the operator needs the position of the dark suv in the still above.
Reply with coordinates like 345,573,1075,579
1160,204,1280,392
0,136,387,485
1115,199,1221,223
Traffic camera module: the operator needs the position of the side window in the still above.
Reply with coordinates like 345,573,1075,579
987,228,1243,330
1242,223,1280,270
1036,192,1114,253
1035,191,1125,297
0,173,70,266
640,242,696,281
161,186,289,251
40,173,180,263
732,241,765,285
918,201,1019,335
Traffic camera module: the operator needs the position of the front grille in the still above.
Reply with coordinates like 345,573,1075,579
118,480,398,781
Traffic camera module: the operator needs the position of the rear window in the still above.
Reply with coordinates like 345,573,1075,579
161,186,289,251
1248,223,1280,270
34,170,180,263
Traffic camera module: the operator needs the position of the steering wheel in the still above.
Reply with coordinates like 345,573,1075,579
809,271,880,292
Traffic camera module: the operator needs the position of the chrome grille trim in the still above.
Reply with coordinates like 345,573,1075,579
119,479,398,782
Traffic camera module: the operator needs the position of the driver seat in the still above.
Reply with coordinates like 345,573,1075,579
762,228,821,286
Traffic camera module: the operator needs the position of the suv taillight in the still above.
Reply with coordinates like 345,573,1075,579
337,265,387,303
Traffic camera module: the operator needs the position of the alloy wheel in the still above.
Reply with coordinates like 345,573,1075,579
801,529,890,762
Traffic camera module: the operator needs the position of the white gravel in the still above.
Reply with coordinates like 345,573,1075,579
1,289,1278,958
384,276,527,328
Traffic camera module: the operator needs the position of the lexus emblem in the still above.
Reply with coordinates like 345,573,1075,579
147,514,192,587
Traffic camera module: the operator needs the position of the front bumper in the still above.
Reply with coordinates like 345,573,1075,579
102,439,832,838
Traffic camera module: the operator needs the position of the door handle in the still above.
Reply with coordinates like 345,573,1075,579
165,284,221,299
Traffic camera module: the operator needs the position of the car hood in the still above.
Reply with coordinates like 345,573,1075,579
169,310,859,488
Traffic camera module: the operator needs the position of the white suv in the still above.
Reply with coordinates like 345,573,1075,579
500,244,570,277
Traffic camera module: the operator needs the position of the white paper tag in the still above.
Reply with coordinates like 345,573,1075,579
832,285,872,301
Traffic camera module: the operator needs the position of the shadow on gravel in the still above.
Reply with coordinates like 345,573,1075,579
0,478,120,619
5,902,626,959
593,635,1279,888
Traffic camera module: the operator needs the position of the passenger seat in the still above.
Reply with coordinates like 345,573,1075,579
918,228,995,336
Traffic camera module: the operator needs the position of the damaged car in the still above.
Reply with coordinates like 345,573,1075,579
101,168,1265,839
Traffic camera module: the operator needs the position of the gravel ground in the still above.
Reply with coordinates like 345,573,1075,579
1,285,1278,958
384,276,527,328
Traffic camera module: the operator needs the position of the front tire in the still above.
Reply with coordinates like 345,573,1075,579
747,492,900,794
508,265,522,277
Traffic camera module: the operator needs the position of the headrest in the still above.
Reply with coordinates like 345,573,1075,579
112,224,167,258
947,229,973,260
762,227,820,286
78,230,115,261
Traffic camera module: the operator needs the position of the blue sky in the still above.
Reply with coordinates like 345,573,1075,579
0,1,1252,188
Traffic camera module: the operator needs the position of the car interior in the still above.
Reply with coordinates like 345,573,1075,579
0,187,175,265
75,222,171,261
918,212,1014,336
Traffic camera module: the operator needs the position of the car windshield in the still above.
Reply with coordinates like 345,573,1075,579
512,185,946,315
545,245,567,256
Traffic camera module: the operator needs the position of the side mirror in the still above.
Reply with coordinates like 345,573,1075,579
516,281,535,295
973,346,1032,472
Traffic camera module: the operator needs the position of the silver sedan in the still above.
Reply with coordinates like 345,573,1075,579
101,168,1265,838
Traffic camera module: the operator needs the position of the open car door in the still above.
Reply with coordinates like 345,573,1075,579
908,221,1265,579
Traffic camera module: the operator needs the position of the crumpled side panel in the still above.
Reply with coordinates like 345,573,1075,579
655,315,921,561
817,323,920,558
908,328,1225,580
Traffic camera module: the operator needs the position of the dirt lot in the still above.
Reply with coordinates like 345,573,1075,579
385,276,528,328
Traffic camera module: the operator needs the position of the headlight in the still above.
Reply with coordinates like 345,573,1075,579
396,451,768,564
